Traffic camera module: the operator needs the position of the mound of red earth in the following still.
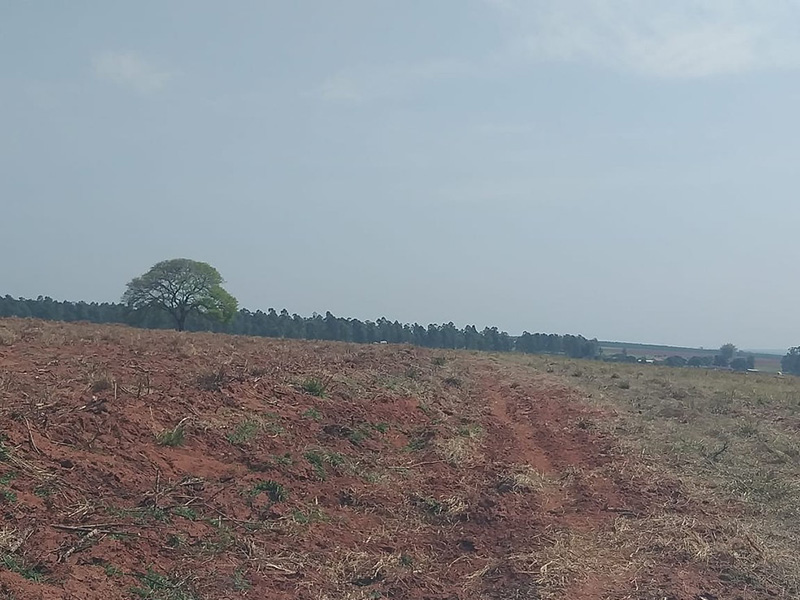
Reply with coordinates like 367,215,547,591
0,320,727,599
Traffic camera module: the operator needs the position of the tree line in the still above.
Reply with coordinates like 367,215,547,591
0,294,601,358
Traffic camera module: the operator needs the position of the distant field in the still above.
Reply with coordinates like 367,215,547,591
601,341,784,372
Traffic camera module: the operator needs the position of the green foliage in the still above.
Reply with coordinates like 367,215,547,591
33,484,55,498
302,407,323,420
457,424,483,438
1,554,45,582
122,258,238,331
130,569,197,600
373,422,389,434
249,480,288,503
227,420,260,445
730,357,750,372
171,506,197,520
102,563,123,577
271,452,293,467
0,472,16,503
3,294,602,357
663,355,687,368
714,343,738,367
347,427,370,446
291,506,327,524
231,569,251,592
157,425,185,447
304,449,345,480
300,377,327,397
782,347,800,375
688,355,713,367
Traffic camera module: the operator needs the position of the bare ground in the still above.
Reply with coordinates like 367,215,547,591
0,319,793,599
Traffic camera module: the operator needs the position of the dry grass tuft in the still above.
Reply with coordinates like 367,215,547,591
0,327,17,346
496,464,552,494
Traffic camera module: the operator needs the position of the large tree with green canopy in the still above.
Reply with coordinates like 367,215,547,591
122,258,238,331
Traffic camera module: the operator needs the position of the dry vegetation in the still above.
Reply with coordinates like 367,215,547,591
0,318,796,599
514,355,800,594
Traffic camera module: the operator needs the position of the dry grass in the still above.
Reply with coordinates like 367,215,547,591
509,354,800,595
496,464,552,494
435,427,484,467
0,326,17,346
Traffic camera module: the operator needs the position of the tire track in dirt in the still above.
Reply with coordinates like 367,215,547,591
475,359,614,476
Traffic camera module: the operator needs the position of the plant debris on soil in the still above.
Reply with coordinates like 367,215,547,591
0,318,796,599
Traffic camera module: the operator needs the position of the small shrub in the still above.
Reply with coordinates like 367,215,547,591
304,449,346,480
0,328,17,346
405,367,421,379
432,357,447,367
407,428,435,451
291,506,326,524
171,506,197,521
165,534,185,548
442,376,462,388
157,425,185,447
33,484,55,498
272,453,293,467
457,424,483,438
231,569,251,592
617,380,631,389
227,420,260,445
249,480,288,503
0,472,16,504
300,377,327,397
196,367,228,391
373,422,390,434
347,427,370,446
103,563,123,577
302,407,323,420
90,375,113,393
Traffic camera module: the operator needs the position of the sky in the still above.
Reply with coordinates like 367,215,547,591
2,1,800,350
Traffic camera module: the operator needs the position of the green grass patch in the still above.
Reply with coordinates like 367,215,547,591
0,472,16,503
304,449,346,480
299,377,327,397
1,554,45,582
227,420,260,445
291,506,327,524
130,569,196,599
157,425,185,447
302,407,323,420
248,480,288,503
171,506,197,521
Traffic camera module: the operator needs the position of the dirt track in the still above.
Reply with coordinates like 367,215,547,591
0,319,737,599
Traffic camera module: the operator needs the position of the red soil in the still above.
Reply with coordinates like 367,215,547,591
0,320,737,599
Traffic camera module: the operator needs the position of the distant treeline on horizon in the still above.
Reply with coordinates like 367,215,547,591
0,295,601,358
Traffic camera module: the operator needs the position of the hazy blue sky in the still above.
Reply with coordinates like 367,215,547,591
3,1,800,349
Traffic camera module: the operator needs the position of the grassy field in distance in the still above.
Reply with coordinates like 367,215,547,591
600,341,784,372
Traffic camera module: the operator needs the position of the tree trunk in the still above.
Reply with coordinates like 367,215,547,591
176,310,187,332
